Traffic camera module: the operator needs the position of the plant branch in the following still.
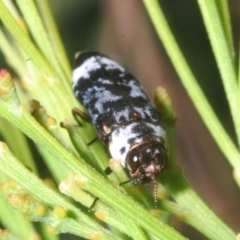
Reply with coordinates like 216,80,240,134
142,0,240,186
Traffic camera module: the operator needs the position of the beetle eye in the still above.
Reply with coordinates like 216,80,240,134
126,149,141,172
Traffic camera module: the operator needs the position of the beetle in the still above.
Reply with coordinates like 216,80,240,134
72,51,168,206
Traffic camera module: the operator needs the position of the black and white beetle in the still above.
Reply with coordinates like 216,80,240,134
72,51,168,206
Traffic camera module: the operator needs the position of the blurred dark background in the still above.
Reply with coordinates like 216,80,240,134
1,0,240,239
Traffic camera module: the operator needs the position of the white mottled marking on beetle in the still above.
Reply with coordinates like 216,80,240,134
73,55,125,89
74,90,81,98
132,107,143,117
109,121,165,167
143,105,153,117
97,78,113,85
146,164,155,172
94,90,122,113
115,108,131,123
100,57,125,72
145,123,166,138
109,122,143,166
154,149,160,154
128,80,148,99
72,57,101,88
81,86,104,103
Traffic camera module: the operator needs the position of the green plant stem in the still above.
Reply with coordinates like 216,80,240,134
0,118,37,174
120,214,147,240
0,1,53,78
0,29,29,79
1,1,238,239
161,169,236,240
0,1,100,166
143,1,237,239
0,197,35,239
155,91,235,240
215,0,234,56
142,0,240,186
238,5,240,87
60,179,130,236
0,102,186,239
0,1,76,109
197,0,240,147
15,0,71,96
35,0,71,80
0,142,119,240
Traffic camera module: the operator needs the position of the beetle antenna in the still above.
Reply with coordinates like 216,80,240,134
153,178,158,208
